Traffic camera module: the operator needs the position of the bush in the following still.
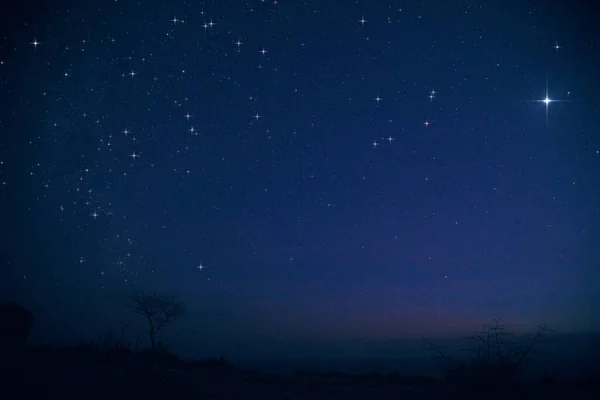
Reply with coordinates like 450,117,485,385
425,319,554,390
0,302,33,351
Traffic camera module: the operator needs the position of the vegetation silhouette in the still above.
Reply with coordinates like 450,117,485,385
128,292,186,351
0,302,33,355
0,300,598,398
424,319,555,391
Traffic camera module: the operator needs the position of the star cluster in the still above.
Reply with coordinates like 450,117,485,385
1,0,599,353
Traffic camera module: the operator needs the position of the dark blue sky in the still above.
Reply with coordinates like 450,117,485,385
1,0,599,360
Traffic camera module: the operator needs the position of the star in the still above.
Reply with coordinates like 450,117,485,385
129,70,136,78
371,140,379,148
31,38,40,49
185,113,191,120
374,95,382,105
428,89,437,101
359,16,367,25
539,72,552,124
189,126,197,135
385,135,394,143
554,42,560,51
235,39,243,50
171,16,180,24
122,128,129,135
91,211,99,219
538,96,553,125
254,113,261,120
130,151,140,160
259,47,268,55
424,120,430,127
530,73,570,126
197,264,204,271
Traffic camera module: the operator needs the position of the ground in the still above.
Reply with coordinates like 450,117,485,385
1,349,598,399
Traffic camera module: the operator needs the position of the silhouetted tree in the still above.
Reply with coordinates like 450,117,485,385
425,319,554,389
0,302,33,352
129,292,186,350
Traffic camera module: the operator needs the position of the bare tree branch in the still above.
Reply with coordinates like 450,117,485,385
128,292,186,351
425,319,555,388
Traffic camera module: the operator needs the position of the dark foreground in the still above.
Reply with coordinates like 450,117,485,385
2,349,598,399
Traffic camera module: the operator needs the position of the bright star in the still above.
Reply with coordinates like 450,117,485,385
31,38,40,48
529,73,570,126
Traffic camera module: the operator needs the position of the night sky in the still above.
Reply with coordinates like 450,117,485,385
1,0,599,361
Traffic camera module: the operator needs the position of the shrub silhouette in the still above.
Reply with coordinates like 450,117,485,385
425,319,554,390
100,328,132,357
184,356,235,371
0,302,33,353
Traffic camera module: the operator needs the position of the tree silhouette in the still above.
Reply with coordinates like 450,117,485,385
425,319,554,389
129,292,186,350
